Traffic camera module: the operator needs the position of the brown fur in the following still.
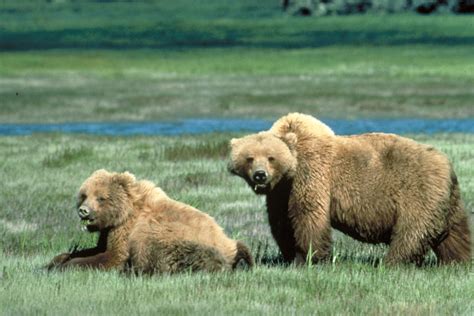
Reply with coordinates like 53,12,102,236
127,240,229,274
229,113,471,265
47,169,253,273
233,241,254,269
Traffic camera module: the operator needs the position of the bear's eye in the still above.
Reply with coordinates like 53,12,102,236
268,156,275,162
246,157,254,163
97,197,107,203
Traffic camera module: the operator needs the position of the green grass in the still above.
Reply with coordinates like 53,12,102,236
1,1,473,313
0,134,473,315
42,145,94,168
1,45,474,123
1,256,472,315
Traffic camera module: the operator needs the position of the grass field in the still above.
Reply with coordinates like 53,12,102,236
0,134,473,315
2,45,474,123
1,1,474,314
1,2,474,123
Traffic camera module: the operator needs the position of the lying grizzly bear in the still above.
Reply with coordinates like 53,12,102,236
47,169,253,273
228,113,471,265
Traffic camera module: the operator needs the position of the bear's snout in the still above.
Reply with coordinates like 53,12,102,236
78,205,92,219
252,170,267,184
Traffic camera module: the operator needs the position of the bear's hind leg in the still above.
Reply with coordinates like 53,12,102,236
170,242,230,273
232,241,254,269
129,239,230,274
127,237,154,274
385,224,431,266
432,214,471,264
432,176,472,265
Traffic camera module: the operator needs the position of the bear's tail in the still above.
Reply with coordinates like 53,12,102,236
232,241,254,270
434,172,472,264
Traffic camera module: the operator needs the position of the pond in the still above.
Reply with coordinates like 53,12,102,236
0,118,473,136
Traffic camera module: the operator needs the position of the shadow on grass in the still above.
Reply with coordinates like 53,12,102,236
251,240,440,268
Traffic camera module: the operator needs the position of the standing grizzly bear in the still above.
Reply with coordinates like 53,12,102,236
47,169,253,273
228,113,471,265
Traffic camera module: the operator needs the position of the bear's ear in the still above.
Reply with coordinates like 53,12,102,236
229,138,241,148
112,171,136,190
282,132,297,151
92,168,110,177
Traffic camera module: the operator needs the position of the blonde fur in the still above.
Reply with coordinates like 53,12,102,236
229,113,471,265
47,170,253,273
270,112,335,139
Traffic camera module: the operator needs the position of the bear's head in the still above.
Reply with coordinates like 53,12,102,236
76,169,136,232
228,131,297,195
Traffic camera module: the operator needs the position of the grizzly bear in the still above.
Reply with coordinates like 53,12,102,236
47,169,253,273
228,113,471,265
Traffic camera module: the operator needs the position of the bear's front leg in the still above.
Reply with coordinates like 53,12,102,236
46,252,72,270
266,186,298,262
60,251,114,270
267,210,297,262
289,195,332,265
293,217,332,265
47,230,110,270
46,246,108,271
46,235,108,270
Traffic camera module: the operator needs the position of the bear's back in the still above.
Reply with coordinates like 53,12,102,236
331,132,452,212
338,132,450,175
136,193,238,263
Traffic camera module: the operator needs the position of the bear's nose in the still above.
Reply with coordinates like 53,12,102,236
78,206,90,219
253,170,267,184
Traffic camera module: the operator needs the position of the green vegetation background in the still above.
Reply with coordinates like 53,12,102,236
0,1,473,315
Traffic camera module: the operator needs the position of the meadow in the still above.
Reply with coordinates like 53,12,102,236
0,133,473,315
1,1,474,123
1,1,474,314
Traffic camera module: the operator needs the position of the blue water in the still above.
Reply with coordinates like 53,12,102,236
0,118,473,136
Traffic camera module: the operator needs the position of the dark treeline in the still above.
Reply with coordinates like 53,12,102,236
3,0,473,15
284,0,474,15
1,0,473,50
